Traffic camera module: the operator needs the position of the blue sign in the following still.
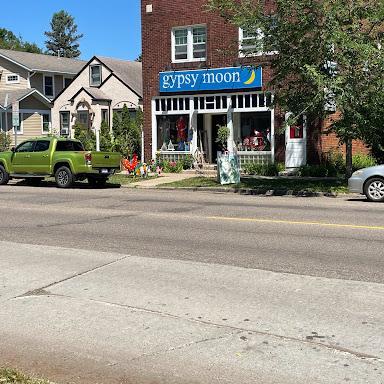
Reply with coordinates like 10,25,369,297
159,66,262,93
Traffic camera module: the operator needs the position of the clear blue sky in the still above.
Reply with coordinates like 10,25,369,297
1,0,142,61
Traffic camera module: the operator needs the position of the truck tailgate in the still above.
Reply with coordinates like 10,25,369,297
90,152,121,169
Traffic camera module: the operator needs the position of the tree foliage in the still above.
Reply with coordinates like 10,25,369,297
99,120,113,152
0,28,42,53
44,10,83,58
73,122,95,151
112,105,142,158
207,0,384,173
0,131,11,152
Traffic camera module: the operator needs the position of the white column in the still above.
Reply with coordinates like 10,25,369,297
227,96,234,152
270,108,275,163
151,99,157,160
191,110,198,154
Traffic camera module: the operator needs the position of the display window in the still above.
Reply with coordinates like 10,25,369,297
237,112,271,151
157,114,191,151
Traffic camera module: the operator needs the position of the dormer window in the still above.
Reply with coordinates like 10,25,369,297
90,65,102,86
6,74,20,84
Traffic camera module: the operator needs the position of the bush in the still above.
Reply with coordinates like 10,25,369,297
0,131,11,152
242,162,282,176
299,164,328,177
74,122,95,151
160,160,183,173
352,153,377,172
181,155,194,170
324,150,345,176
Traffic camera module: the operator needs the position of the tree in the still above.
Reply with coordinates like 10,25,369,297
135,54,142,62
0,28,42,53
99,121,113,152
73,122,95,151
207,0,384,176
112,105,142,158
44,10,83,58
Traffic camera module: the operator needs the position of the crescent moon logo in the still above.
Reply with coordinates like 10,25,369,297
244,70,256,85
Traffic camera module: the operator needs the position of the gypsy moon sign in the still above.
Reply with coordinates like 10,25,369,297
160,66,262,93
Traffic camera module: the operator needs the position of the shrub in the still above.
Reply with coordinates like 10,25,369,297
74,122,95,151
161,160,183,173
242,162,281,176
0,131,11,152
215,125,229,151
299,164,328,177
181,155,194,170
352,153,377,172
324,150,345,176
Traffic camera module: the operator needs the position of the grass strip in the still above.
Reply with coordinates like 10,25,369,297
0,368,50,384
158,177,349,193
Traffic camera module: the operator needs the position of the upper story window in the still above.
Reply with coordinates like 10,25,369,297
6,74,20,84
44,75,54,97
239,28,264,57
90,65,102,86
172,25,206,63
63,77,72,88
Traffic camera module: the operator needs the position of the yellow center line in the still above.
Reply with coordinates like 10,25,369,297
207,216,384,231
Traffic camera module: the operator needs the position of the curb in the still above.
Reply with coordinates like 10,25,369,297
122,184,348,198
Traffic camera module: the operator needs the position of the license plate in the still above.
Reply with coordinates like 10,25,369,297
100,169,109,174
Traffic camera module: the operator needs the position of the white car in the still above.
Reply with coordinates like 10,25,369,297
348,165,384,202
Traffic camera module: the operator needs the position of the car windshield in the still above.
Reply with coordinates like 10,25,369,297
56,141,85,152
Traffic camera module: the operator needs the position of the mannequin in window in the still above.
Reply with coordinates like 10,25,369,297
176,116,187,142
159,116,170,144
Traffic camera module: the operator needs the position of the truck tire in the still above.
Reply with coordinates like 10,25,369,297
0,165,9,185
55,166,74,188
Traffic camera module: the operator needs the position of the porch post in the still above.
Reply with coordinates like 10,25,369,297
151,99,157,160
227,96,234,152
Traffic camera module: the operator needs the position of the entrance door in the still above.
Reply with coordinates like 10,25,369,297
211,114,227,163
285,114,307,168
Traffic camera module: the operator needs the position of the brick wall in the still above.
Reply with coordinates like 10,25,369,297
141,0,275,160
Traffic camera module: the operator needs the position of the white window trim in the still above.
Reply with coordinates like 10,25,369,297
171,25,207,63
239,27,278,58
90,64,102,87
6,73,20,84
12,113,23,135
41,112,51,134
43,74,55,98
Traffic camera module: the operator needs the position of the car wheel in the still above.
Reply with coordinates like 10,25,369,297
0,165,9,185
55,166,74,188
364,177,384,202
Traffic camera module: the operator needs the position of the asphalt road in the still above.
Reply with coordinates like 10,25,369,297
0,183,383,384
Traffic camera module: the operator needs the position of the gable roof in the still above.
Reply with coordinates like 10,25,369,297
0,48,86,75
69,87,111,102
0,88,52,108
97,56,143,97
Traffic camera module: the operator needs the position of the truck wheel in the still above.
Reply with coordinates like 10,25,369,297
55,166,74,188
0,165,10,185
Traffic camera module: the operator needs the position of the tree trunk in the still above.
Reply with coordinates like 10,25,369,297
345,138,353,178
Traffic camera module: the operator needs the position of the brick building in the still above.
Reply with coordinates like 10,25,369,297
141,0,366,168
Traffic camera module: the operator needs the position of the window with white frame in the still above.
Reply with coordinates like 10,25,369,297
172,25,206,62
44,75,54,97
239,27,264,57
6,74,20,84
90,65,102,86
42,113,50,134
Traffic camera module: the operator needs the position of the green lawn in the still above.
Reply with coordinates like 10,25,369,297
158,176,349,194
108,174,157,185
0,368,50,384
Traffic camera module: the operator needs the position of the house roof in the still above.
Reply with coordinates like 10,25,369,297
97,56,143,97
0,48,86,75
70,87,111,102
0,88,52,108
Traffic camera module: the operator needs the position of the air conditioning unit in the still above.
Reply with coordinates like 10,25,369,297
61,128,69,136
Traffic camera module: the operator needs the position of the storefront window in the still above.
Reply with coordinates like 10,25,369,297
237,112,271,151
157,114,191,151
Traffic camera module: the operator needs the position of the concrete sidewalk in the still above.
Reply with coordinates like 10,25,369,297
126,172,198,188
1,240,383,384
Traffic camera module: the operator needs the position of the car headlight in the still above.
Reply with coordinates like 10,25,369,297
352,170,364,176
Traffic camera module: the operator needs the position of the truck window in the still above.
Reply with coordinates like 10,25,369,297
56,141,85,151
34,141,50,152
15,141,35,153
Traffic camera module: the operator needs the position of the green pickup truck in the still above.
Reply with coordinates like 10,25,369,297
0,137,121,188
